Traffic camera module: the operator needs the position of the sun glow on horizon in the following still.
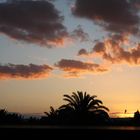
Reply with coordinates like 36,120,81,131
110,113,134,118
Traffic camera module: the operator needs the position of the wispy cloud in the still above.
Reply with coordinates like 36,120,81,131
70,25,90,42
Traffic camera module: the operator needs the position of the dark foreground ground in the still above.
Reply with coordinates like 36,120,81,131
1,126,140,139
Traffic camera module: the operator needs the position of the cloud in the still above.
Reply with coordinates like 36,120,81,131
0,0,68,47
102,37,140,65
78,48,88,56
131,0,140,8
0,63,53,79
70,25,90,42
78,34,140,65
78,42,106,57
72,0,140,35
93,42,106,53
55,59,108,77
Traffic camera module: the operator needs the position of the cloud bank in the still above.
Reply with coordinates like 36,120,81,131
73,0,140,35
78,34,140,65
0,63,53,79
0,0,67,47
55,59,108,77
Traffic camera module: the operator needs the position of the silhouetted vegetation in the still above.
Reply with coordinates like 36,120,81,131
133,110,140,125
0,109,24,124
1,91,140,127
43,91,110,125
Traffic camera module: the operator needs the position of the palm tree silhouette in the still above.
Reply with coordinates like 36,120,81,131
44,106,59,124
61,91,109,113
59,91,109,125
44,106,58,118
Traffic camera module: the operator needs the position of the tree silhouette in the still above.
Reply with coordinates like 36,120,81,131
44,106,58,118
0,109,24,124
59,91,110,125
62,91,109,112
133,110,140,125
44,106,59,124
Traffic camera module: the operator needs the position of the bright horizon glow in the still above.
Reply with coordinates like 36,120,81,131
110,113,134,118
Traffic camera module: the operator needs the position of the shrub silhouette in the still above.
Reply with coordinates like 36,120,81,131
0,109,24,124
133,110,140,125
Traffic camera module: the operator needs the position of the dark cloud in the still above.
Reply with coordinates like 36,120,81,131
72,0,140,35
131,0,140,8
78,42,106,57
0,0,67,47
0,63,53,79
77,48,88,56
55,59,108,77
93,42,106,53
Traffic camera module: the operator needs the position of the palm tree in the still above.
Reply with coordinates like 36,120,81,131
60,91,109,124
44,106,58,118
44,106,59,124
62,91,109,113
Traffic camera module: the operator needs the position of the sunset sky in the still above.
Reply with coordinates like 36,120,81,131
1,0,140,117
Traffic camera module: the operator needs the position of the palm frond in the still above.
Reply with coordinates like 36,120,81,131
50,106,55,113
84,92,87,98
62,91,109,117
72,92,79,103
63,98,76,106
63,94,77,105
77,91,84,101
97,105,109,111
